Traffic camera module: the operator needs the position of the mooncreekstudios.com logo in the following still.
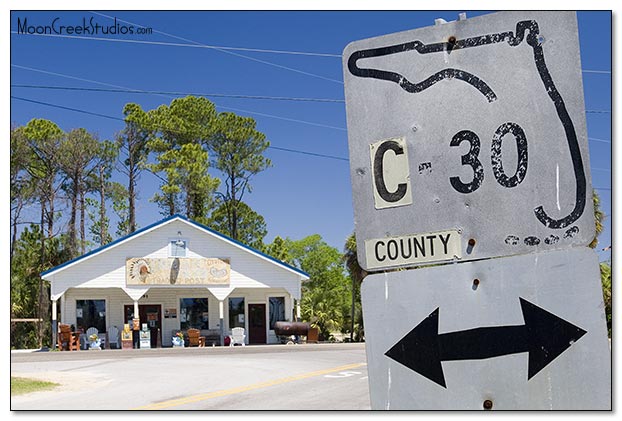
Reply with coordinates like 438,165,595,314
16,16,153,36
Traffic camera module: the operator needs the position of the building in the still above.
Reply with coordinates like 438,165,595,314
41,214,309,348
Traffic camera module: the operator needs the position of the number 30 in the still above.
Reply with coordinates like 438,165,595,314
449,122,528,193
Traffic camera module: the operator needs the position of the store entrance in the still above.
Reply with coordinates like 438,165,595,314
124,304,161,348
248,303,267,344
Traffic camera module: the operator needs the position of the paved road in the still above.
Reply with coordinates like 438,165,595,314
11,343,370,411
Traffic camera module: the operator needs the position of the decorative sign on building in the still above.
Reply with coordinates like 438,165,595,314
126,257,231,285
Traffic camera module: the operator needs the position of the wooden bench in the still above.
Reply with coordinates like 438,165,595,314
201,329,221,346
170,329,221,346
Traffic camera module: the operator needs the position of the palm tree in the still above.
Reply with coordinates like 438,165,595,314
590,190,611,338
343,234,367,341
589,190,605,249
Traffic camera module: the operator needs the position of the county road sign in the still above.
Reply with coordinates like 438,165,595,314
343,11,595,271
361,248,611,410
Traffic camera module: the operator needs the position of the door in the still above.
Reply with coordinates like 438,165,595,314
124,305,162,348
248,304,267,344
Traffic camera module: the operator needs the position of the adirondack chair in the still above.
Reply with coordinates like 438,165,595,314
57,324,79,351
86,327,98,340
187,328,205,347
108,326,120,349
86,327,100,349
230,327,246,346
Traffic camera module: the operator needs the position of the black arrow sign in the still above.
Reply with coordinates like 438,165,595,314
385,298,587,388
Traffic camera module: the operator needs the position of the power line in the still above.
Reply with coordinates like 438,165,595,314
588,137,611,144
9,64,611,149
12,64,139,91
13,95,611,174
11,84,345,103
219,106,345,131
9,29,612,77
10,30,342,58
12,31,612,79
11,94,612,185
11,95,124,121
88,12,343,85
269,146,348,161
582,69,611,74
12,64,345,130
10,95,349,163
10,84,613,116
12,30,611,83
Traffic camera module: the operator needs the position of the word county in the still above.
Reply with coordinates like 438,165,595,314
364,230,461,269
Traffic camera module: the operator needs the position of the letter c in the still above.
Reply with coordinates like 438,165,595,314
374,140,408,203
375,241,386,262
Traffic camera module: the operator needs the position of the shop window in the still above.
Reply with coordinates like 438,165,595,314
76,299,106,332
180,298,209,329
170,239,187,257
228,297,245,328
269,297,285,330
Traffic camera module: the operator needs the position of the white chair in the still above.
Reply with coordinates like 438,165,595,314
108,326,120,349
86,327,98,339
230,327,246,346
86,327,99,349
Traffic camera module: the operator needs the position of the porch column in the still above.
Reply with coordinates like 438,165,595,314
60,293,65,319
50,292,65,350
51,300,58,350
219,300,225,346
206,286,233,346
133,300,140,348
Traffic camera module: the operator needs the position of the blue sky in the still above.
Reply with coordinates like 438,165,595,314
9,9,612,261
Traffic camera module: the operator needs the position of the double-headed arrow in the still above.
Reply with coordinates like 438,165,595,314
385,298,587,388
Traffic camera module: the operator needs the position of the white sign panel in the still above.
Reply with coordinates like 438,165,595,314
361,248,611,410
343,11,595,271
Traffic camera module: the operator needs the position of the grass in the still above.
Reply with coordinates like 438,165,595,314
11,376,59,396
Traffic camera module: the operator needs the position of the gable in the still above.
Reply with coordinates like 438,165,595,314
41,215,309,281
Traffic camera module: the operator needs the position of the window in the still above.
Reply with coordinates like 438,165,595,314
180,298,209,329
269,297,285,330
228,297,245,328
76,300,106,332
170,239,187,257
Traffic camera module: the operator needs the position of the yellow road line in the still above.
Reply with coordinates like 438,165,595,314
133,362,366,410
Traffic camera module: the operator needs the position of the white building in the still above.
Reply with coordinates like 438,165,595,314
41,214,309,348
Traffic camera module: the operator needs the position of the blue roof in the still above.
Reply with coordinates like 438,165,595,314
41,214,310,279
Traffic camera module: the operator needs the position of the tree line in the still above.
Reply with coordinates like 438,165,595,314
10,95,361,349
